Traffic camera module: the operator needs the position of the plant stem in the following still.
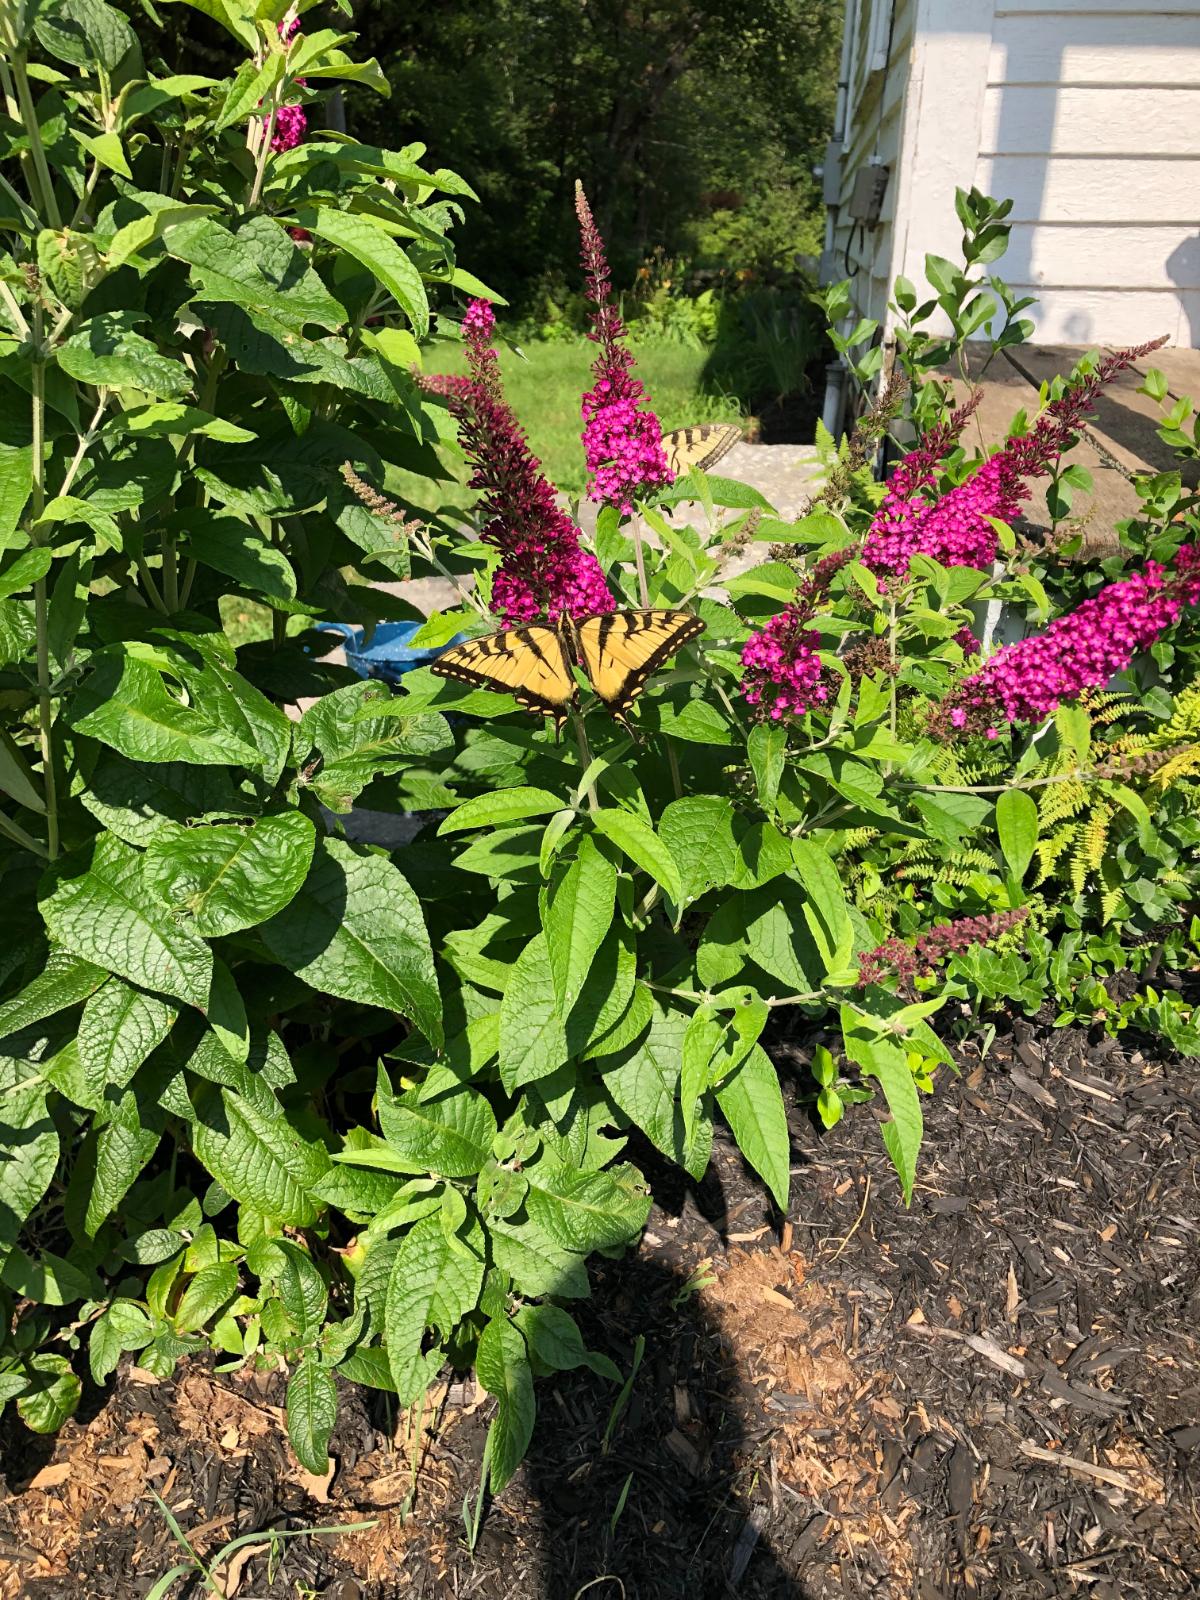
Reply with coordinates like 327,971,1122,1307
135,554,168,613
161,532,179,611
28,306,58,860
247,108,277,211
9,50,61,228
59,389,109,499
572,713,598,812
630,511,650,608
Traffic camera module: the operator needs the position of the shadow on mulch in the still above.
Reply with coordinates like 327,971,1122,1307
4,1014,1200,1600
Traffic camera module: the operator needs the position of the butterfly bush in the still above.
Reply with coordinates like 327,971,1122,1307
931,544,1200,738
576,183,672,513
425,299,614,624
863,340,1168,577
740,549,854,720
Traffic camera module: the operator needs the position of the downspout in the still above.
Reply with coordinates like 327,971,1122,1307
819,0,858,440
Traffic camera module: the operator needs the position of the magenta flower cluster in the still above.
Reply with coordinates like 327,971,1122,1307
424,300,614,625
266,16,307,152
740,548,853,721
934,544,1200,737
576,184,672,513
863,340,1168,578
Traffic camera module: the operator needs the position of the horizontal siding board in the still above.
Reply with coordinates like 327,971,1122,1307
989,14,1200,84
995,1,1200,14
981,85,1200,155
1001,222,1200,289
976,156,1200,223
1013,286,1199,346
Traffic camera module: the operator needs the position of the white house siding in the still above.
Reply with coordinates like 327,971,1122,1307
833,0,1200,351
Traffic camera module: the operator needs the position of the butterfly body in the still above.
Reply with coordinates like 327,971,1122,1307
431,609,705,733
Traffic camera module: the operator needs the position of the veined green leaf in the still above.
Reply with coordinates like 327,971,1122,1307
310,209,429,338
79,977,175,1094
286,1356,338,1475
192,1088,330,1227
714,1044,790,1210
384,1215,483,1405
261,838,442,1047
440,786,568,835
58,313,191,398
39,834,213,1009
144,812,315,936
477,1314,535,1493
0,948,107,1040
541,835,616,1013
375,1063,496,1177
996,788,1038,882
590,809,682,906
70,654,262,767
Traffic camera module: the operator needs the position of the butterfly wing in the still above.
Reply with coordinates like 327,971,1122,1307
576,610,706,725
431,626,576,733
663,423,741,478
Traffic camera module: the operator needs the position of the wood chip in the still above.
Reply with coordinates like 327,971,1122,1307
1017,1440,1140,1493
25,1463,72,1491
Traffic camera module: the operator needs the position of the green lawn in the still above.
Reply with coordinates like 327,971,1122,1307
423,335,744,497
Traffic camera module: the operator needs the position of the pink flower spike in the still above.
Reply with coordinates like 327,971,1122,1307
576,182,672,512
422,299,615,626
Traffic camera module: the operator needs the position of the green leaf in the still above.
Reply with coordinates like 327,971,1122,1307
714,1044,790,1210
498,933,567,1093
477,1315,535,1494
841,1014,922,1205
376,1064,497,1178
144,812,315,937
299,680,451,813
523,1160,651,1253
287,1357,338,1475
57,313,191,398
0,547,51,600
310,209,430,338
488,1215,589,1299
514,1304,620,1381
192,1089,330,1227
602,1003,711,1178
67,1090,162,1237
590,809,682,906
79,978,175,1093
0,1040,59,1270
39,834,213,1009
180,515,296,600
261,837,442,1047
660,795,740,906
0,948,107,1040
680,1008,722,1147
79,750,248,847
207,959,249,1066
996,788,1038,882
70,654,262,767
542,835,616,1013
90,1300,153,1384
747,722,787,810
790,837,854,973
77,129,132,178
440,786,568,835
384,1215,483,1405
16,1353,81,1434
174,1261,238,1334
270,1240,328,1337
165,214,346,335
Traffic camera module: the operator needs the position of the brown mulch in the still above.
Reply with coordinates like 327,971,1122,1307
3,1014,1198,1599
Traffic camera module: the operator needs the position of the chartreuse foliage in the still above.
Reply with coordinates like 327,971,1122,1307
1,0,1198,1516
